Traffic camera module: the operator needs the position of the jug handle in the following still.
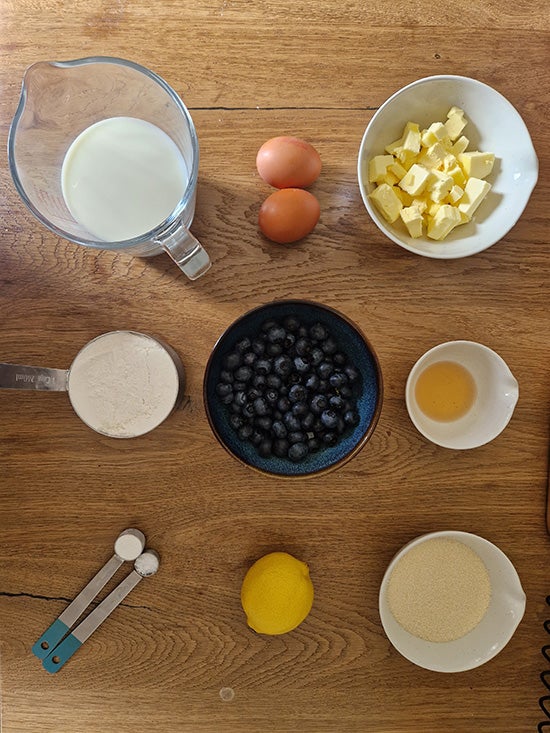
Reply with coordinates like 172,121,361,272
0,363,68,391
155,222,211,281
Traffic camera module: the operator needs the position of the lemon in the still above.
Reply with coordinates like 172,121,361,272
240,551,314,635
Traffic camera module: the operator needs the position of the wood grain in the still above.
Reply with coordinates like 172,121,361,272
0,1,549,731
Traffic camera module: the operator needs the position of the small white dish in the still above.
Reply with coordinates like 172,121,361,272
379,530,526,673
406,340,519,449
357,75,539,259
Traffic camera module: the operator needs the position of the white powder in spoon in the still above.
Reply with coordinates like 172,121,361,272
68,331,181,438
387,537,491,643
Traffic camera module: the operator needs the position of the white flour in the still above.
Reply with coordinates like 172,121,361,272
68,331,181,438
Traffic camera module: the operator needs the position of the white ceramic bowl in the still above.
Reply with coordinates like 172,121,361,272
406,340,519,449
357,75,539,258
379,530,526,673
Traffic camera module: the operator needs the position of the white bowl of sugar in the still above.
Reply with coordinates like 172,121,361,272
379,530,526,673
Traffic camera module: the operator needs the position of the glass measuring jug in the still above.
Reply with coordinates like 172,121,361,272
8,57,211,280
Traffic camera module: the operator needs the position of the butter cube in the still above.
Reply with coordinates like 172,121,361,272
411,197,429,214
442,153,458,171
428,201,442,217
457,177,492,218
445,163,467,187
398,163,430,196
417,142,448,169
369,183,403,223
399,206,424,238
389,161,408,180
401,122,421,155
427,204,462,240
445,107,467,141
458,151,495,179
447,184,464,204
368,154,395,183
381,171,399,186
427,169,454,202
421,122,450,148
395,147,417,169
451,136,469,156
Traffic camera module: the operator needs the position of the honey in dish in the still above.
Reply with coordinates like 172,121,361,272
415,360,477,422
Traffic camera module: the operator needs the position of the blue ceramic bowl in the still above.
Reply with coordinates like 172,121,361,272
203,300,383,478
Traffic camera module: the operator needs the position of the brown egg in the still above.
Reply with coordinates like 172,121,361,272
256,136,322,189
258,188,320,244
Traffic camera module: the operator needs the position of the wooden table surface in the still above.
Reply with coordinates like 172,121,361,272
0,1,548,731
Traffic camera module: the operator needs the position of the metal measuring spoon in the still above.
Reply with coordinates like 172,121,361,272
42,549,160,673
32,528,145,659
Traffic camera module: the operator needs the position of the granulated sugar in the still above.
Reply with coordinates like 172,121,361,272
387,537,491,643
68,331,181,438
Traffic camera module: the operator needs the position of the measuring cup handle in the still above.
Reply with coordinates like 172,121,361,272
156,223,211,281
0,363,68,391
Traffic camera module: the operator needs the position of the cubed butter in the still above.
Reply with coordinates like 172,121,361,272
368,154,395,183
421,122,450,147
369,183,403,223
447,184,464,204
400,122,421,155
458,151,495,179
399,206,424,238
444,107,467,141
427,169,454,202
457,177,492,218
451,136,469,156
427,204,462,240
389,161,408,180
411,197,429,214
418,142,448,169
398,163,430,196
394,187,413,206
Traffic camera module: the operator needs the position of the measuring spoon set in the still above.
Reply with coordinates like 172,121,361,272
32,528,159,673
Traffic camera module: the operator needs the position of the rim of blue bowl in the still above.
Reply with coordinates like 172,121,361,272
203,299,384,479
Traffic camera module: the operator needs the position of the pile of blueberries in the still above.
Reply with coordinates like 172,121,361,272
215,315,361,462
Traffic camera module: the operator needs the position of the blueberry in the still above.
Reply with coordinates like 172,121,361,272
216,382,233,397
283,333,296,350
256,415,273,431
266,342,283,357
317,361,334,379
255,358,272,375
307,437,320,452
301,411,315,430
273,438,289,457
293,355,310,373
252,374,267,390
266,374,282,389
295,338,311,357
283,315,300,332
250,430,263,446
310,347,324,366
251,338,266,356
291,401,308,418
274,355,292,377
310,394,328,414
344,365,359,383
233,391,247,409
265,388,279,405
333,352,346,366
277,396,291,412
283,412,301,431
233,381,246,392
223,351,241,370
243,351,257,366
242,402,255,419
272,420,287,439
321,337,337,355
309,323,328,341
267,325,286,344
322,432,338,446
238,424,253,440
288,442,309,461
258,439,273,457
253,397,269,416
288,430,306,444
219,369,234,384
289,384,307,403
321,410,339,429
317,379,329,393
247,387,262,401
234,365,253,382
229,414,244,430
328,395,346,412
305,373,319,391
344,409,360,427
339,385,353,399
261,319,278,333
235,337,252,354
329,371,347,389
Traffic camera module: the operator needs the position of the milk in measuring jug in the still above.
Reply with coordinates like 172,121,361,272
61,117,188,241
